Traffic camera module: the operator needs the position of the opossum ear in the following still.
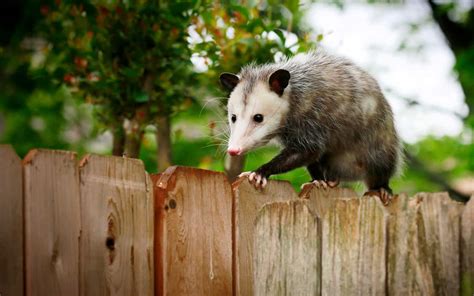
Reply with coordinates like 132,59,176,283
220,73,240,91
269,69,290,96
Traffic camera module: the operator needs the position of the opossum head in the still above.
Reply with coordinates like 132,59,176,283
220,69,291,156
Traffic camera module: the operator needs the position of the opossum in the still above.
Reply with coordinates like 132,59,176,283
220,50,402,204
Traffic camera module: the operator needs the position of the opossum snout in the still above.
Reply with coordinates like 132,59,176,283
227,147,242,156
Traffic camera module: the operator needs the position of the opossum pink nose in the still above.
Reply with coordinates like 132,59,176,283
227,148,242,156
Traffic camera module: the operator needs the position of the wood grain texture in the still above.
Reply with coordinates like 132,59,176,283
299,185,357,217
388,193,465,295
232,177,298,296
417,192,464,295
461,195,473,296
154,166,232,296
387,194,425,295
79,154,154,296
0,145,24,296
254,200,320,295
23,149,81,296
319,194,388,295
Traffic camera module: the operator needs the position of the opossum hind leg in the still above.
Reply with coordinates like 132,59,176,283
304,161,339,189
364,174,393,205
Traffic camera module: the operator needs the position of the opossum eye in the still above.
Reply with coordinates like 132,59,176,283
253,114,264,123
231,114,237,123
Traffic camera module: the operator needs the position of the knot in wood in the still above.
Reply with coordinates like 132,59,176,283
105,237,115,251
169,199,177,209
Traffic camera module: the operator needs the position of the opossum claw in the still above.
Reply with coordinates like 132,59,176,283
249,172,256,182
239,171,267,190
311,180,328,189
364,188,392,206
238,171,251,178
254,174,267,190
309,179,339,189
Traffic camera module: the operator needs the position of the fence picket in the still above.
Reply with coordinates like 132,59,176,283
254,200,320,295
232,178,298,296
461,196,474,295
153,166,233,296
418,193,464,294
299,185,357,217
79,154,154,296
23,149,81,296
387,194,425,295
0,145,24,296
323,195,387,295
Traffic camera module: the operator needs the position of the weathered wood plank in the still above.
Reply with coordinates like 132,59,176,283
154,166,232,296
387,194,425,295
388,193,465,295
303,185,388,295
23,149,81,296
461,195,473,296
418,192,464,295
299,184,357,217
79,154,154,296
254,200,320,295
232,177,298,296
0,145,24,296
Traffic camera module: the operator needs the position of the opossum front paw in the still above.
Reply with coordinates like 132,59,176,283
239,171,268,189
307,179,339,189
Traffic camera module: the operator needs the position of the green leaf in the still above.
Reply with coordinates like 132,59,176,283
121,67,142,79
134,91,149,103
273,29,286,44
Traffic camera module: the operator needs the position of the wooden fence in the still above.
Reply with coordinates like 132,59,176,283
0,145,473,296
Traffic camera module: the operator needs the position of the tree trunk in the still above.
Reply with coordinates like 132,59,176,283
225,154,246,182
156,114,172,172
124,130,143,158
124,113,145,159
112,123,125,156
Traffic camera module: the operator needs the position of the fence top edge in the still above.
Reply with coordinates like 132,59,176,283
0,144,21,161
231,175,293,191
299,183,358,199
78,153,145,169
22,148,77,165
412,191,467,205
155,165,229,191
161,165,227,177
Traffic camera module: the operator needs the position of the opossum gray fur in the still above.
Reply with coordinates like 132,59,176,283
220,49,403,203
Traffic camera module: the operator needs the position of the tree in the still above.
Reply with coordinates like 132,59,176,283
427,0,474,126
39,1,200,172
0,0,91,156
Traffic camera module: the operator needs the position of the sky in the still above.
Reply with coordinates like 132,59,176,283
306,1,468,143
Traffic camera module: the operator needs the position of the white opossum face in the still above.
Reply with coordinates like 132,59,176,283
220,70,291,156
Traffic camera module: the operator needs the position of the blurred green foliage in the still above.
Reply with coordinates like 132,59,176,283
39,1,198,120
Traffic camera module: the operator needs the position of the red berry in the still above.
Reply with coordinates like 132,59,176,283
63,74,77,85
86,73,99,82
74,57,88,69
40,5,49,16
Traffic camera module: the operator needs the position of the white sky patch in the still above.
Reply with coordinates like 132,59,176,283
264,30,299,50
226,27,235,39
191,53,209,73
306,2,467,143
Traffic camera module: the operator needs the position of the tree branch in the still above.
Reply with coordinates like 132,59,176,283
426,0,472,51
